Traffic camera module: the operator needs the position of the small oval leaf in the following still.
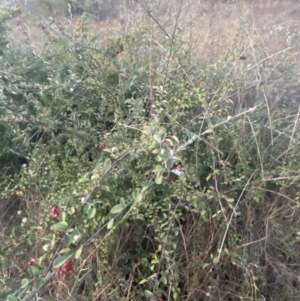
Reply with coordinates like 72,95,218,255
59,248,71,254
75,247,82,260
7,295,20,301
153,133,162,143
36,279,45,290
50,222,68,232
135,194,143,203
155,174,162,184
53,255,69,269
153,165,165,172
165,158,174,170
107,218,114,229
139,279,147,284
59,212,66,222
21,278,29,288
110,204,125,214
28,266,42,277
87,206,96,219
91,174,100,180
144,290,153,298
64,235,73,248
161,276,167,285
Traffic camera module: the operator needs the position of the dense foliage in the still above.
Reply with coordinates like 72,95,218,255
1,1,300,301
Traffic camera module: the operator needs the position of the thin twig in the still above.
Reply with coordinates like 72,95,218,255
134,0,171,39
216,171,255,263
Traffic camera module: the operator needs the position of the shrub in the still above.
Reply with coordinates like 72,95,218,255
2,1,300,301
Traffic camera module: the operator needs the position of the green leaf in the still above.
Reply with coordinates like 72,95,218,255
107,218,114,229
59,248,71,254
161,276,167,285
135,194,143,203
144,290,153,298
171,135,179,143
120,198,126,206
75,247,82,259
153,165,165,172
21,278,29,288
141,183,152,193
44,272,53,282
91,174,100,180
202,262,210,268
139,279,147,284
186,131,197,139
87,206,96,219
68,206,75,214
226,198,235,203
59,212,66,222
153,133,162,143
103,185,110,192
153,130,167,143
93,161,103,173
78,174,90,183
36,279,45,290
70,228,81,243
148,273,157,279
64,235,73,248
165,158,174,170
212,256,219,264
28,266,42,277
7,295,20,301
155,174,162,185
50,222,68,232
110,203,125,214
53,255,69,269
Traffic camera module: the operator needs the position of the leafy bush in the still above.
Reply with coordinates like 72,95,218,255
1,2,300,301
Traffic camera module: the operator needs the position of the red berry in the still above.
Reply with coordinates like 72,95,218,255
58,260,73,276
98,142,106,150
50,205,60,219
28,259,35,266
162,139,171,145
259,80,266,86
163,176,169,182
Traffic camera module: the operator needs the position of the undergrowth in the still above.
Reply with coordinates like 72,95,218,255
1,1,300,301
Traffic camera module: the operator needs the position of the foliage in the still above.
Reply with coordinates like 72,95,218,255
1,2,300,301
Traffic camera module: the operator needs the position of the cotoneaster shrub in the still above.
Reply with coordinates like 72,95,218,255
1,1,300,301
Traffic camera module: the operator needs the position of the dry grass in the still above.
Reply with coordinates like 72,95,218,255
7,1,300,59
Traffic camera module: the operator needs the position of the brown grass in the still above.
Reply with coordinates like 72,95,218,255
7,1,300,58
